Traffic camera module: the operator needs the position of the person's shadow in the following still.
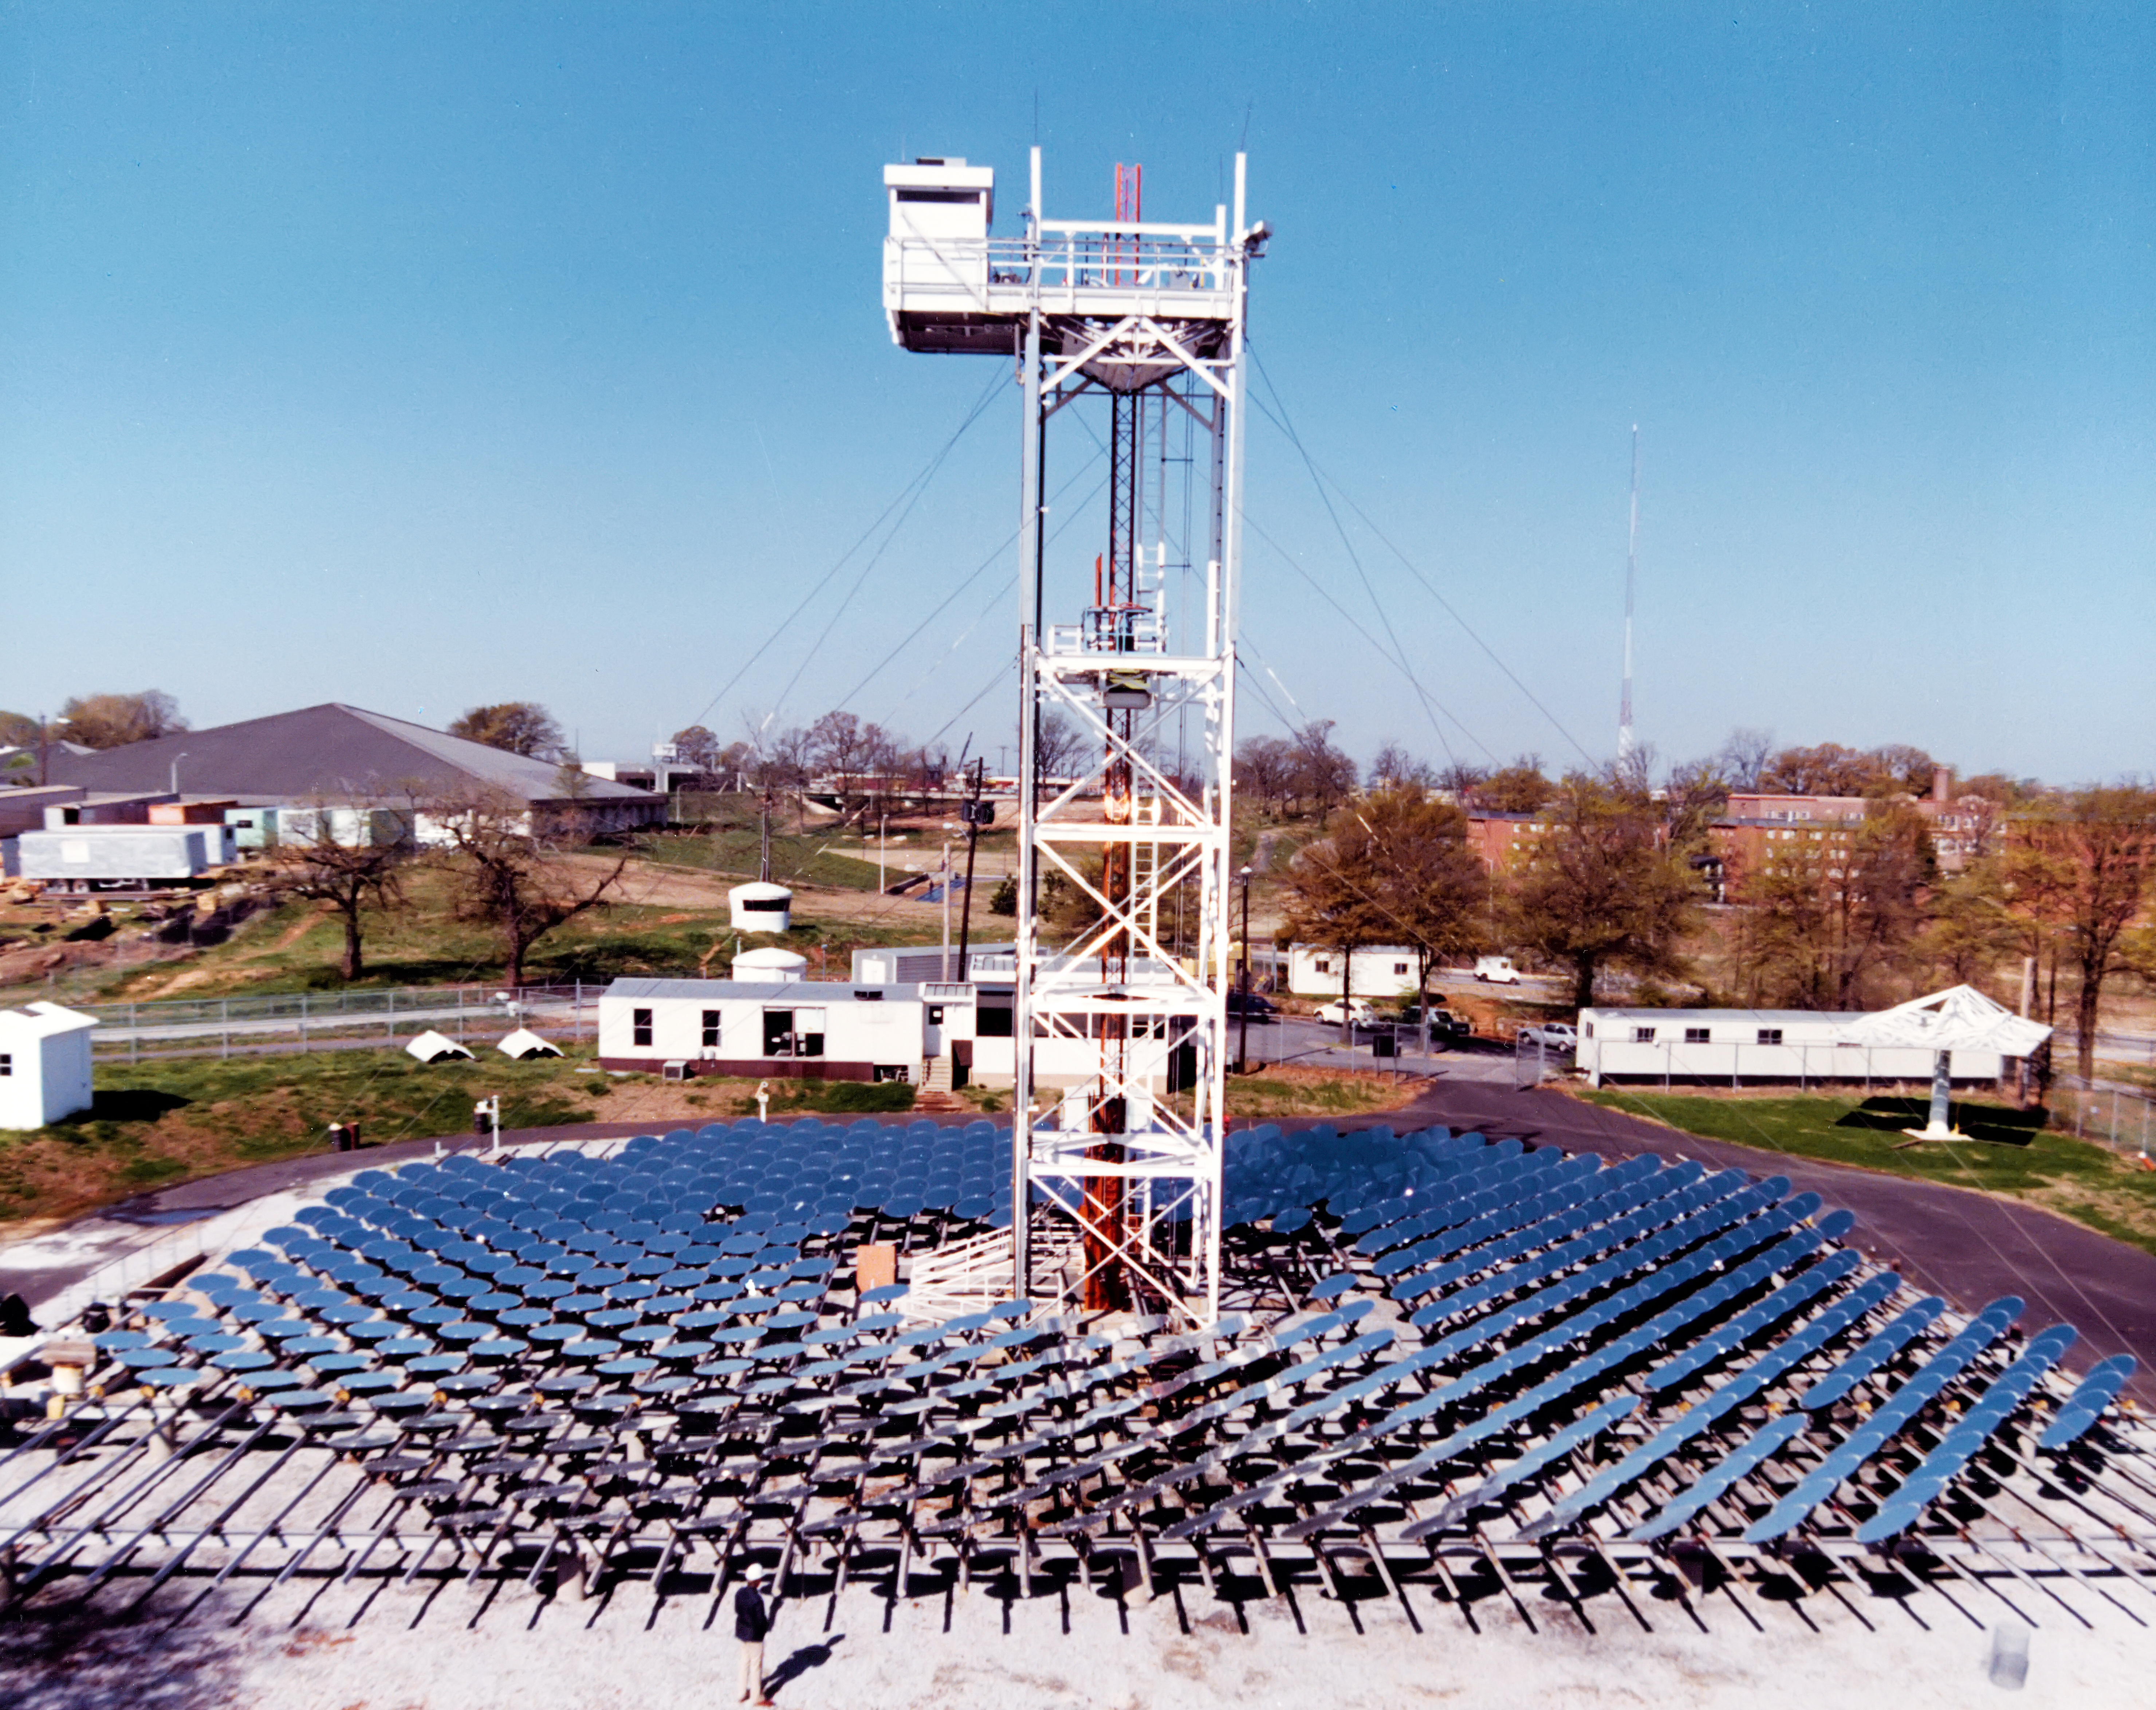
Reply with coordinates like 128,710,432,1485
763,1634,845,1697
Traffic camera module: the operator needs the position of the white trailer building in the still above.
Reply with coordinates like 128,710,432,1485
1287,944,1423,1000
598,977,980,1086
1577,1007,2015,1089
0,1001,97,1130
14,824,235,887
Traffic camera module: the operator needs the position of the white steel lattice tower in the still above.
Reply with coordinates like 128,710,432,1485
883,149,1264,1325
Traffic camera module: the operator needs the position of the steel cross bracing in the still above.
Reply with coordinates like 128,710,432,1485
1008,151,1255,1328
888,145,1260,1326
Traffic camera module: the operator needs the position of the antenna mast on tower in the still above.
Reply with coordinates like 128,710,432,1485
1618,425,1640,767
881,148,1264,1325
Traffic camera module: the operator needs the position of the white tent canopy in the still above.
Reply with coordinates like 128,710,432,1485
1835,984,2051,1057
496,1027,562,1060
1837,984,2050,1140
406,1029,475,1064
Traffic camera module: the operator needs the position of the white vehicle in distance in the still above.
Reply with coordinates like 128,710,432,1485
1315,997,1379,1029
1516,1022,1578,1051
1473,955,1521,984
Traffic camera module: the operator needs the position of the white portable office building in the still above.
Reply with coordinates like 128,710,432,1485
1287,944,1421,999
1577,1007,2014,1089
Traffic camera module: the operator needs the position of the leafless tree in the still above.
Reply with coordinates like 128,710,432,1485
432,785,627,987
1369,741,1434,792
1718,727,1774,790
263,809,411,981
1234,735,1295,816
1034,709,1088,784
1661,756,1731,851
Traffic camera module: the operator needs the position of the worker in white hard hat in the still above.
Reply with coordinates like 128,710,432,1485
733,1562,774,1705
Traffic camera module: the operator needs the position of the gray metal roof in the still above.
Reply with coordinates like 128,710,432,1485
1582,1007,1870,1023
39,704,662,807
605,977,943,1002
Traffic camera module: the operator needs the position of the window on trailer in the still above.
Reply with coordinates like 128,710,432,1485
701,1010,720,1049
632,1008,653,1048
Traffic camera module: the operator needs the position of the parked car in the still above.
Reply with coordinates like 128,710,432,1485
1395,1002,1472,1041
1315,997,1379,1029
1473,955,1522,984
1226,991,1278,1019
1516,1022,1578,1051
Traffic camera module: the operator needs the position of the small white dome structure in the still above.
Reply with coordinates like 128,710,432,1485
732,946,808,983
405,1029,475,1064
729,880,793,932
495,1027,563,1060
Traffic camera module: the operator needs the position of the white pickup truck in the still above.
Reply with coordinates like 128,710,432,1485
1473,955,1522,984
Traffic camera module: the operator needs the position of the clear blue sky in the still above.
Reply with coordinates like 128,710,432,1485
4,3,2150,783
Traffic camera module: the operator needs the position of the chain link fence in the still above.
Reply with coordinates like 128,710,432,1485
2052,1077,2156,1162
80,983,598,1063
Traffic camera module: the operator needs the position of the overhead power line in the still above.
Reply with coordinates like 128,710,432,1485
1248,345,1597,766
686,364,1008,734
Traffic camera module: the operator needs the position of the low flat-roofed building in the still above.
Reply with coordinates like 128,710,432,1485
0,787,90,838
1577,1006,2015,1088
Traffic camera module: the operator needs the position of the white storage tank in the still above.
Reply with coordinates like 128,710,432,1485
733,946,809,983
728,880,793,932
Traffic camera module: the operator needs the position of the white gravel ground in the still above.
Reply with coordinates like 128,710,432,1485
4,1558,2149,1710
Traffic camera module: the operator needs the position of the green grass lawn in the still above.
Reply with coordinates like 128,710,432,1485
62,861,940,1003
1576,1087,2156,1257
632,829,890,891
0,1044,924,1233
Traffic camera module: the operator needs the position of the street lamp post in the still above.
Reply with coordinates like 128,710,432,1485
1237,864,1254,1074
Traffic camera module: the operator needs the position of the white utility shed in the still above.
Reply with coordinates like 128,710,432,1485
1577,1007,2015,1088
0,1001,97,1129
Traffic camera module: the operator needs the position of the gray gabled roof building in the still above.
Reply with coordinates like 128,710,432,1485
39,703,664,833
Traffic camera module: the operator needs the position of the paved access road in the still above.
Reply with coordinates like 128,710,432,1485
1361,1074,2156,1403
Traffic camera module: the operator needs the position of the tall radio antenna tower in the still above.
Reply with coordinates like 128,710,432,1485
881,148,1264,1325
1618,424,1640,767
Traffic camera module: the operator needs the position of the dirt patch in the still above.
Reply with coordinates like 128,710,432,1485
1225,1062,1427,1121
